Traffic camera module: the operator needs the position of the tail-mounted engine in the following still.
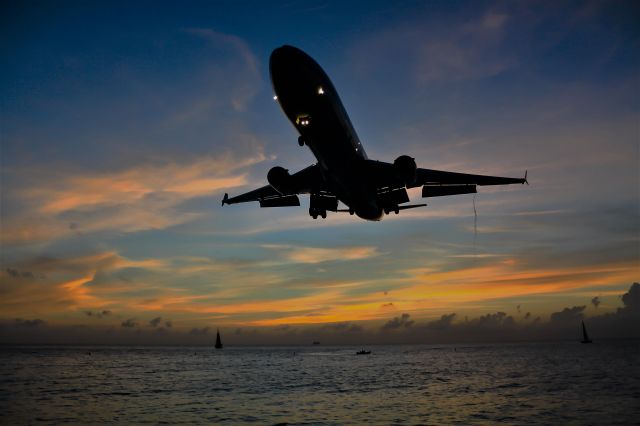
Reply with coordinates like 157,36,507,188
393,155,417,187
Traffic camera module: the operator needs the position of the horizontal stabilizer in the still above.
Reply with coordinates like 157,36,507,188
422,185,477,198
259,195,300,208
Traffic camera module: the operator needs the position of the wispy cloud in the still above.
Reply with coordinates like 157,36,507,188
263,244,380,264
2,153,265,245
348,8,515,85
183,28,261,112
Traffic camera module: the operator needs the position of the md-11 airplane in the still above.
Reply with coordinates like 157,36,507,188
222,45,527,221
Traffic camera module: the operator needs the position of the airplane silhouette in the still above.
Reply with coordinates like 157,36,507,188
222,45,527,221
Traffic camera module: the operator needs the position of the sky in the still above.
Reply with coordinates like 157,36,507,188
1,0,639,345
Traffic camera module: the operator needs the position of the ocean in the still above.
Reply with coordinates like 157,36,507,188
1,341,638,425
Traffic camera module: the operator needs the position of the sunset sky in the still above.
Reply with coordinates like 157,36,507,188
1,0,638,344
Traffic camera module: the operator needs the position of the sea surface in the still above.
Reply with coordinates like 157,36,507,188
1,341,638,425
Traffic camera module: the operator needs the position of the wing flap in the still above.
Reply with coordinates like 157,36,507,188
259,195,300,207
422,184,477,197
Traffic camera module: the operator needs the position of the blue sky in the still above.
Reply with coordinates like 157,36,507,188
1,0,638,344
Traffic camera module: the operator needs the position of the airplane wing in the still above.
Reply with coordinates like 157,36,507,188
222,164,327,207
364,159,526,199
414,168,527,187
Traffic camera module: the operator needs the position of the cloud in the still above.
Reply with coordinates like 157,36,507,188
472,311,516,328
84,310,112,318
121,319,137,328
620,282,639,313
2,153,267,246
183,28,261,112
382,313,414,330
2,283,639,344
5,268,35,279
425,313,456,331
349,7,515,86
320,322,363,333
550,306,586,323
189,326,210,336
264,244,380,264
14,318,45,328
395,258,638,312
591,296,601,308
149,317,163,328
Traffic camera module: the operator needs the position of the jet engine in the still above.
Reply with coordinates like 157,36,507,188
267,166,294,194
393,155,417,186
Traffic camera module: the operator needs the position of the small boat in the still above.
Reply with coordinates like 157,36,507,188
312,341,320,345
356,350,371,355
215,329,223,349
580,320,592,344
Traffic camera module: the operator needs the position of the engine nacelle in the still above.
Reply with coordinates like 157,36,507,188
393,155,417,186
267,166,294,194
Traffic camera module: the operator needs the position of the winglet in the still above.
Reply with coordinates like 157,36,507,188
222,193,229,206
523,170,529,185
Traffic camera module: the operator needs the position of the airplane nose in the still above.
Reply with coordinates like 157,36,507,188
269,45,303,71
355,205,383,221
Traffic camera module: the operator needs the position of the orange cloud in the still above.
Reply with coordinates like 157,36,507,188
2,153,266,245
263,244,380,264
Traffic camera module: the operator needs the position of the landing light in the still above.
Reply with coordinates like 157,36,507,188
273,95,278,101
317,87,324,95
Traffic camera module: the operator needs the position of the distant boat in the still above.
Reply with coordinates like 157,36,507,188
312,341,320,345
580,320,592,344
356,349,371,355
215,329,223,349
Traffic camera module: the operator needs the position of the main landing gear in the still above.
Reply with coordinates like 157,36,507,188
383,206,400,215
298,136,305,146
308,194,337,219
309,207,326,219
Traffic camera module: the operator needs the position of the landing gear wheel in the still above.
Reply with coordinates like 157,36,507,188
320,210,327,219
309,207,318,219
298,136,305,147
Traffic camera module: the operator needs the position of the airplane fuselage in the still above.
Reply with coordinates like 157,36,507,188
222,46,526,219
270,46,384,220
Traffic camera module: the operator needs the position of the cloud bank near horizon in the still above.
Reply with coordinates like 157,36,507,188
1,283,637,346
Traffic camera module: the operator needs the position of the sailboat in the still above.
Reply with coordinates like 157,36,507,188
215,329,223,349
580,320,592,344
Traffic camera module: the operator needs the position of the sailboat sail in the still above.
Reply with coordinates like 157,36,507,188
215,329,223,349
581,320,592,344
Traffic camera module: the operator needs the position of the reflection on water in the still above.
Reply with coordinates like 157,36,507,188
1,341,638,424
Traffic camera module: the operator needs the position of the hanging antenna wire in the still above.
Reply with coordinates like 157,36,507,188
473,194,478,257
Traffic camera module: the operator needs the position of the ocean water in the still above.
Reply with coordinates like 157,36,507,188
1,341,638,425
